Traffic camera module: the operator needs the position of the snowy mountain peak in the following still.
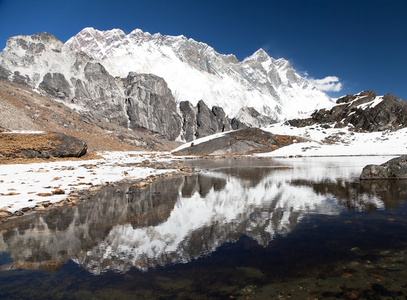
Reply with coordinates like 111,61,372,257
65,27,333,120
245,48,271,62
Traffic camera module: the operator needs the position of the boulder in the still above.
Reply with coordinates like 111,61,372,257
174,128,287,156
0,132,87,159
360,156,407,180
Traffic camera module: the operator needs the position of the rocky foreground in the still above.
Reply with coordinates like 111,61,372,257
0,151,193,221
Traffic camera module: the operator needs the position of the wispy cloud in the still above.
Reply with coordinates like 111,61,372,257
307,75,343,92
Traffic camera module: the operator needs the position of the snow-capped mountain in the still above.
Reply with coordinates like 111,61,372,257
66,27,333,121
0,28,334,141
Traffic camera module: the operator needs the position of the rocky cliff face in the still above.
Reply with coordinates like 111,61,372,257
287,91,407,132
123,73,181,140
179,100,232,141
0,32,183,140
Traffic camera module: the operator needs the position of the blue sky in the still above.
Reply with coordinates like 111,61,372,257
0,0,406,99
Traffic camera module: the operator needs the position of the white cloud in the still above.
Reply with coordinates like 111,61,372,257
308,76,343,92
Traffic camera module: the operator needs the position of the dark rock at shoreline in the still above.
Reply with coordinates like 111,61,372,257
360,156,407,180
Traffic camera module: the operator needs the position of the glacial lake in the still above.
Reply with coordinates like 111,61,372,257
1,156,407,299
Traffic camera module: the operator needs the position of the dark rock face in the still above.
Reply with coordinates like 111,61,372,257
12,71,30,86
77,62,128,128
196,100,231,139
179,101,198,142
0,66,11,80
360,156,407,180
286,91,407,132
352,94,407,132
39,73,71,99
179,100,232,142
174,128,283,156
124,73,182,141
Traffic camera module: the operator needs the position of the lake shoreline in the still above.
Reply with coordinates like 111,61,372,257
0,152,398,222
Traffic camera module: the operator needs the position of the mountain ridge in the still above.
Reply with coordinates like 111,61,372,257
65,27,334,120
0,28,340,142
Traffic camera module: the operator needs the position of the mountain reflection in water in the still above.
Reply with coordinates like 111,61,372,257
1,157,406,276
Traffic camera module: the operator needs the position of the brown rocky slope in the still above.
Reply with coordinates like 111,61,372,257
0,80,180,160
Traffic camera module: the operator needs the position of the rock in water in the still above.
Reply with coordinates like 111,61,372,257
360,156,407,179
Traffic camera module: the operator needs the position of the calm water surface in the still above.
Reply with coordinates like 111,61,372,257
1,156,407,299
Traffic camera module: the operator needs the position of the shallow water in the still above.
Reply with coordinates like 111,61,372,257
1,156,407,299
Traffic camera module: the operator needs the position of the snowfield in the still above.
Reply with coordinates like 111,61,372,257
261,122,407,157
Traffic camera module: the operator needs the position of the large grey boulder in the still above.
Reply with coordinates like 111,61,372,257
360,156,407,180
